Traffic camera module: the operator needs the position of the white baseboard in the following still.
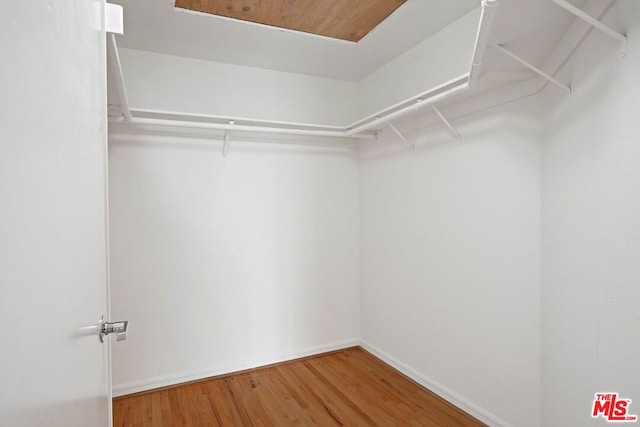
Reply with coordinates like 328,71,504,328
112,338,359,397
359,340,511,427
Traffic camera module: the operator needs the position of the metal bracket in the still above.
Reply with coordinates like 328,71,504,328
493,44,571,96
387,121,415,152
106,35,132,120
432,105,460,140
223,120,233,157
552,0,627,58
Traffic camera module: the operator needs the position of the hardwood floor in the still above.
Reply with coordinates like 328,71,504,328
113,347,485,426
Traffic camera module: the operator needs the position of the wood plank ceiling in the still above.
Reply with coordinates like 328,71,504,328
174,0,408,42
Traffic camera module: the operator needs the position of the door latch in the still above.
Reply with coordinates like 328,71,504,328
99,315,128,342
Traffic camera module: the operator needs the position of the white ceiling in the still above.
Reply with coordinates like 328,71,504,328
111,0,479,81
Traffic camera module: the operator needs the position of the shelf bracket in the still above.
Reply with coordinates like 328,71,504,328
493,44,572,96
106,34,131,120
552,0,627,57
223,120,233,157
432,105,460,140
387,121,415,152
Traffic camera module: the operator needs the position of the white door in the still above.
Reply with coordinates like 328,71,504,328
0,0,111,426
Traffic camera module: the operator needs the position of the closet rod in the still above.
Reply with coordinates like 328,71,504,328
130,108,347,131
121,117,379,139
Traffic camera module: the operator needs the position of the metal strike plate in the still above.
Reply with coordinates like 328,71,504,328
99,316,128,342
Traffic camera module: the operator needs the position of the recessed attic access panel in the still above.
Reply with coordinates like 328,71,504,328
174,0,407,42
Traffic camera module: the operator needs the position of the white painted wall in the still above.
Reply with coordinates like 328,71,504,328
359,106,542,427
357,8,479,119
118,48,359,126
541,2,640,425
108,134,361,395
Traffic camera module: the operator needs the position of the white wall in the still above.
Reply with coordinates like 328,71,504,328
359,107,542,427
108,134,361,395
119,48,359,126
541,2,640,426
357,8,479,119
107,3,640,425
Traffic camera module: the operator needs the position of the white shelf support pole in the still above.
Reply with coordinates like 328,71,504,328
107,34,131,120
387,121,414,152
493,44,572,96
432,105,460,140
223,120,233,157
552,0,627,57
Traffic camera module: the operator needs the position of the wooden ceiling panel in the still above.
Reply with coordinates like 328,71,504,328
175,0,408,42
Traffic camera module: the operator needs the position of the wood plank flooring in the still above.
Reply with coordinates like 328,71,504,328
113,347,485,426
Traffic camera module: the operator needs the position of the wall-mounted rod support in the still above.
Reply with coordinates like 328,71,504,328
432,105,460,140
493,44,571,95
222,121,233,156
469,0,500,87
107,34,131,120
387,121,414,151
105,3,124,35
552,0,626,57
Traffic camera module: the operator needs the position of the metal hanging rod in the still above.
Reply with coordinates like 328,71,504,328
120,116,378,139
130,108,348,130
